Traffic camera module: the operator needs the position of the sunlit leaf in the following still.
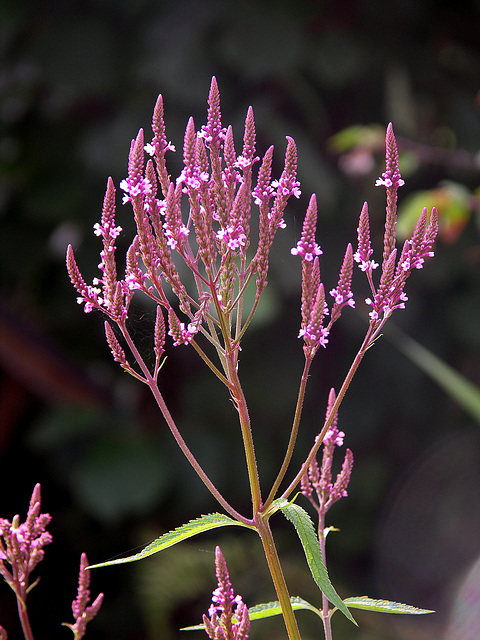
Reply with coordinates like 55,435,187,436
342,596,434,615
328,124,384,153
181,596,322,631
397,182,470,243
274,499,356,624
88,513,253,569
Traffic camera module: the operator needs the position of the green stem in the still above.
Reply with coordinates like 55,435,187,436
281,327,375,501
120,322,250,526
265,356,313,510
256,516,301,640
189,338,232,389
225,349,262,514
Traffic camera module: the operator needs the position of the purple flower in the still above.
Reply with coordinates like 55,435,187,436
375,122,405,191
69,77,305,364
167,308,199,346
0,484,52,604
203,547,250,640
328,243,355,325
301,390,354,515
354,201,379,273
354,125,438,329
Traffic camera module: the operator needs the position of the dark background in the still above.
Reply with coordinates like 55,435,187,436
1,1,480,639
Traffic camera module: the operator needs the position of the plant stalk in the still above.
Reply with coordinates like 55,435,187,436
256,517,301,640
120,322,250,526
281,326,376,501
225,348,262,515
318,517,333,640
17,596,35,640
265,356,313,509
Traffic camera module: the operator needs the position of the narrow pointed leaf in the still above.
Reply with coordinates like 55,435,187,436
88,513,253,569
181,596,322,631
274,498,356,624
343,596,434,615
386,324,480,425
248,596,323,621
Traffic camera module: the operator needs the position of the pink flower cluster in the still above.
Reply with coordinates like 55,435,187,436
292,195,355,356
67,77,302,362
0,486,103,640
203,547,250,640
301,389,354,512
0,484,52,600
354,125,438,327
63,553,104,640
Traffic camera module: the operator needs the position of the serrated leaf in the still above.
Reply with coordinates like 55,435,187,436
248,596,322,621
343,596,434,615
181,596,322,631
274,498,356,625
88,513,252,569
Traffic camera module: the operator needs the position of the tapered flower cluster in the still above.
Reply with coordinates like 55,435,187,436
354,123,438,329
292,195,355,358
63,553,104,640
0,484,52,604
203,546,250,640
301,389,353,515
67,77,301,372
292,123,437,358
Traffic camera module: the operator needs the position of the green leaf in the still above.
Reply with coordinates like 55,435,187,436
386,324,480,425
248,596,322,621
396,181,471,243
274,498,356,625
328,124,384,153
343,596,434,615
181,596,322,631
88,513,253,569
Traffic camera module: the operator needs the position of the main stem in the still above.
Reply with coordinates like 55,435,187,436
256,517,301,640
225,348,262,514
225,340,300,638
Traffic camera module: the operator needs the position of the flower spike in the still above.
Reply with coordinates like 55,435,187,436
354,201,378,274
0,484,52,605
301,389,353,514
376,123,404,269
353,125,438,331
329,243,355,325
63,553,103,640
291,193,322,261
203,546,250,640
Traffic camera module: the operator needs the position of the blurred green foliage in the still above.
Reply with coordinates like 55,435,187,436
1,1,480,639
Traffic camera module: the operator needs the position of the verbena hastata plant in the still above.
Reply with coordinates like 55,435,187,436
5,77,435,640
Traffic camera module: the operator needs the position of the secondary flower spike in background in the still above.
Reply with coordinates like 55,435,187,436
0,484,52,606
63,553,104,640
